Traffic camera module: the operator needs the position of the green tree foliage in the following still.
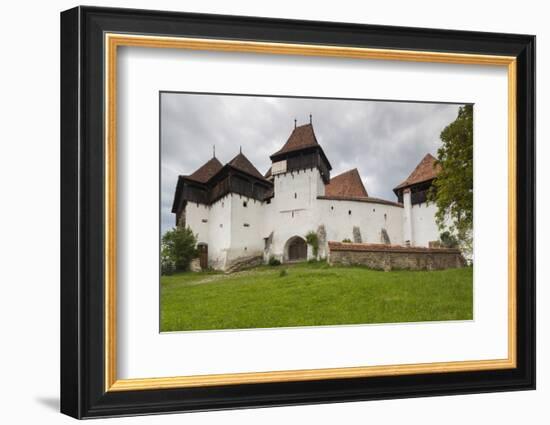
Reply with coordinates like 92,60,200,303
305,231,319,258
439,231,459,249
161,227,198,272
429,105,473,251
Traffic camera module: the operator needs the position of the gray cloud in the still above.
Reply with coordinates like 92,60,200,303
161,92,463,235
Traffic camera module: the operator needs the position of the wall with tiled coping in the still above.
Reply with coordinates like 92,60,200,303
327,242,466,271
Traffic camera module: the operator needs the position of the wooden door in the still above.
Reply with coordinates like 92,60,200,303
288,239,307,261
197,244,208,269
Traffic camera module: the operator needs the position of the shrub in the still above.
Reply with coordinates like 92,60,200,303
268,255,281,266
160,256,175,276
440,231,459,248
342,238,352,243
161,227,198,271
305,230,319,258
279,269,288,277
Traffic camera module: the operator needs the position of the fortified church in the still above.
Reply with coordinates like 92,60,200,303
172,118,443,270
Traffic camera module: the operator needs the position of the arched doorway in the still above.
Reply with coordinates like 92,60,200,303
284,236,307,262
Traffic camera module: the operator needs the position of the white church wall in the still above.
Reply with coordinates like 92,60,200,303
273,168,322,211
269,169,324,261
402,190,413,245
184,202,210,244
410,202,440,247
207,195,232,269
227,194,265,262
316,199,404,247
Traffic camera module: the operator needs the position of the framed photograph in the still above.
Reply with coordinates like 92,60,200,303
60,6,535,419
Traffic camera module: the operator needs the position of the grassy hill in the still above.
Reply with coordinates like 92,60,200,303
160,262,473,332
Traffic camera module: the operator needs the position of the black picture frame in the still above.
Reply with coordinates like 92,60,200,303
60,5,535,419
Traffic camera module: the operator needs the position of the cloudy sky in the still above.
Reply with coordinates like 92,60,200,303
161,92,464,235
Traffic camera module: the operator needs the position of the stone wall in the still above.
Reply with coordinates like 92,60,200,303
327,241,466,271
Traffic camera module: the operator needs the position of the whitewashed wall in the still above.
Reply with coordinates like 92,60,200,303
269,169,325,260
316,199,404,247
183,167,446,268
410,202,441,247
206,195,232,268
227,194,265,261
184,202,210,244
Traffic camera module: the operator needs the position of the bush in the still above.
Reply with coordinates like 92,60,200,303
161,227,198,271
440,231,459,248
161,257,175,276
305,230,319,258
279,269,288,277
268,255,281,266
342,238,352,243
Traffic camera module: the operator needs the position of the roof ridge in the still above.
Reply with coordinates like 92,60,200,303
271,122,319,157
325,167,368,198
393,153,440,191
227,151,266,180
187,156,223,183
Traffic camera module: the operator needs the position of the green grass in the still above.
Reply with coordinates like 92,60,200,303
160,262,473,332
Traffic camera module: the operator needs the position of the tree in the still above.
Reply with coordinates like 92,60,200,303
161,227,198,272
429,105,473,252
305,230,319,258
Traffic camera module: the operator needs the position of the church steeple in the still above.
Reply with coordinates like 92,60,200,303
269,118,332,183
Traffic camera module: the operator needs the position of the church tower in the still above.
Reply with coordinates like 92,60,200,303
268,116,332,184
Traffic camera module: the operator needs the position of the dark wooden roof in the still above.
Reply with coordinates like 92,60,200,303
325,168,368,198
227,152,267,181
186,157,223,183
271,124,319,157
394,153,441,192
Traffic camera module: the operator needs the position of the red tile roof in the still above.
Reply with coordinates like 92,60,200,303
228,152,266,180
325,168,368,198
186,157,223,183
271,123,319,157
394,153,441,191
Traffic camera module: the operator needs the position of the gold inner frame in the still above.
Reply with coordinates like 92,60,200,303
104,33,517,392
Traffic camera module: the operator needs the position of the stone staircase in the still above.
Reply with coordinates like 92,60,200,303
224,255,264,274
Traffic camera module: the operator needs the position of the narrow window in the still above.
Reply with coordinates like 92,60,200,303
373,208,376,212
294,192,297,199
243,201,248,207
219,223,223,228
348,210,352,215
384,213,387,221
331,206,334,211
